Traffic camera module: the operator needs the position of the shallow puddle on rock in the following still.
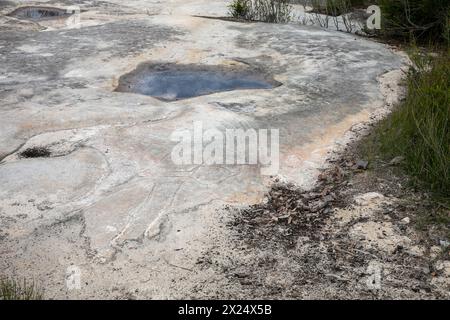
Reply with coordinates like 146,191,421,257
8,6,72,21
115,63,281,101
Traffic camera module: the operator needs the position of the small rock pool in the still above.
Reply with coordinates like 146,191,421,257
115,63,281,101
8,6,72,21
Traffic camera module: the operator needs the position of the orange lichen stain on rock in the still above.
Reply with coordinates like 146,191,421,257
282,108,372,183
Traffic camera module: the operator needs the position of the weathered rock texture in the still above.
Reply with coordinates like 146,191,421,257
0,0,408,299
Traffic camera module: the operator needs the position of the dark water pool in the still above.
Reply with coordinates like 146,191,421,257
115,63,281,101
8,6,71,21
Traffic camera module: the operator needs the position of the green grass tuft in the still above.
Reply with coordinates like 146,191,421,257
0,277,44,300
228,0,292,23
372,52,449,203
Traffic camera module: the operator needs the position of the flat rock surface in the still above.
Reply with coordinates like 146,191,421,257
0,1,407,299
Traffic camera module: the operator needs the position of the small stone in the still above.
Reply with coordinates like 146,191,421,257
356,160,369,170
354,192,385,206
430,246,442,259
435,260,445,271
422,266,431,274
439,240,450,248
400,217,410,224
36,201,53,211
442,261,450,277
389,156,405,166
408,245,425,257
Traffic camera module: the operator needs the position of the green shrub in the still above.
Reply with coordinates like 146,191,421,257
375,53,450,199
229,0,251,19
229,0,293,23
0,277,43,300
378,0,450,44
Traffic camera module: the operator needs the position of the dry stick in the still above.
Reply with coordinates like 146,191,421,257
325,273,351,282
163,258,194,272
334,245,380,260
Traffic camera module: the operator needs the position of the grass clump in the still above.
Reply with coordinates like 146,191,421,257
0,277,44,300
372,52,449,202
229,0,292,23
229,0,251,19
